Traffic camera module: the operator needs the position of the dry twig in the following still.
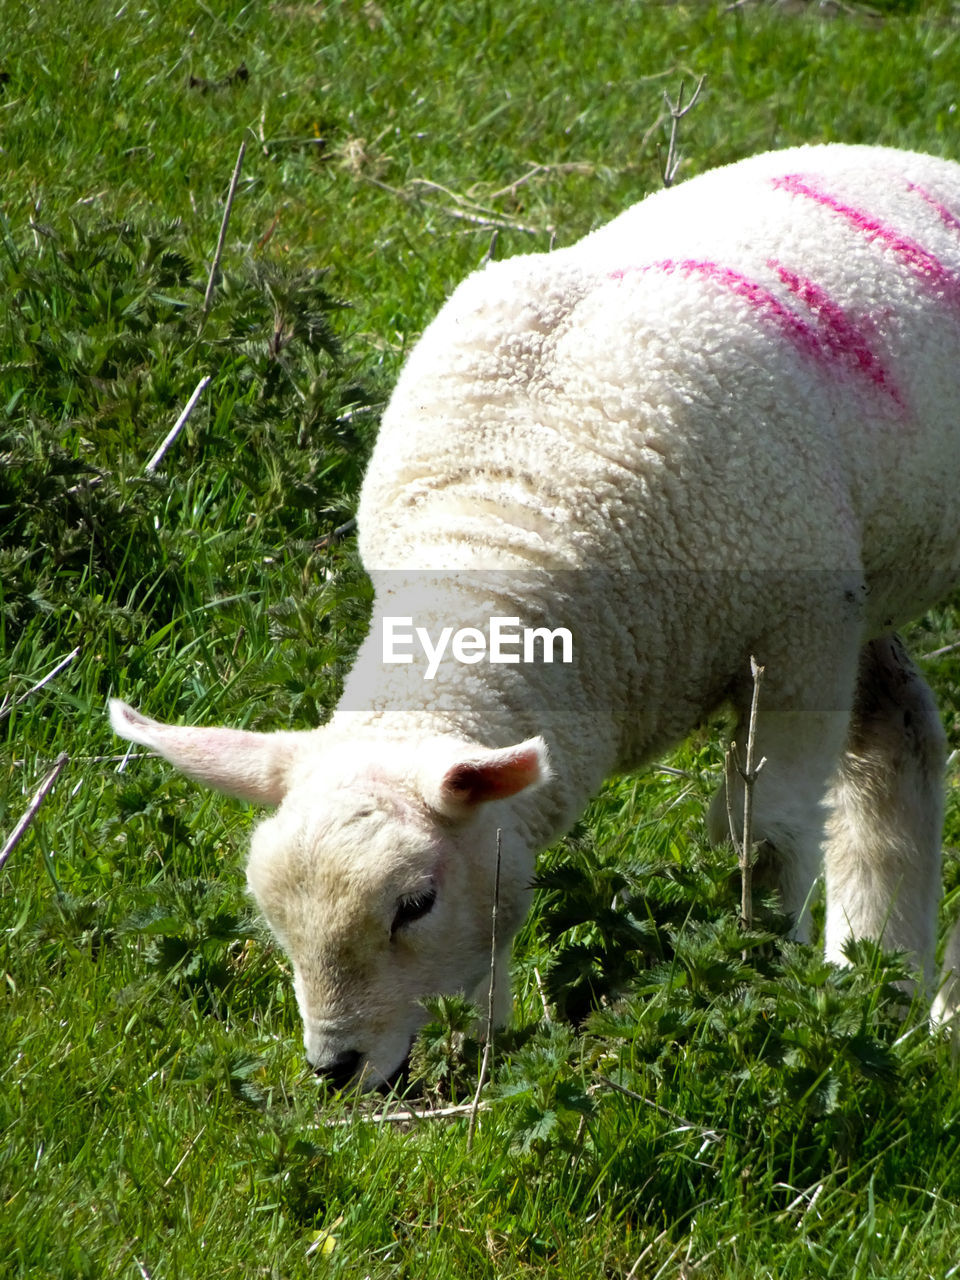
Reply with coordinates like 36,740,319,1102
467,828,502,1151
202,139,246,315
0,754,69,876
725,656,766,930
314,517,358,552
485,161,595,202
533,966,553,1025
361,173,550,237
320,1099,492,1128
145,375,212,474
162,1124,207,1188
479,229,499,267
0,646,80,724
923,638,960,660
595,1075,726,1141
660,75,706,187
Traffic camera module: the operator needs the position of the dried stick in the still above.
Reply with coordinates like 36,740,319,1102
0,753,69,876
595,1075,726,1140
740,656,765,928
486,161,595,202
533,966,553,1025
660,75,706,188
467,828,502,1151
725,657,766,930
313,517,358,552
724,745,740,861
65,753,153,765
361,174,548,237
320,1099,492,1128
202,139,246,315
145,375,212,474
427,203,544,236
0,646,80,724
923,638,960,660
479,229,499,267
162,1124,207,1188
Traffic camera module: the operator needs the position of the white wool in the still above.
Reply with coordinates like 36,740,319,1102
112,145,960,1087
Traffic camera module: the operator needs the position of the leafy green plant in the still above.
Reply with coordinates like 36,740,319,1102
120,877,254,1011
0,215,379,662
493,1023,594,1159
534,825,790,1023
408,993,484,1102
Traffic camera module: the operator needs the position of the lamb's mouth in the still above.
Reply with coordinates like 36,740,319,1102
312,1039,417,1095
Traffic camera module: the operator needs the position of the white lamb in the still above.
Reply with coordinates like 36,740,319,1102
111,143,960,1090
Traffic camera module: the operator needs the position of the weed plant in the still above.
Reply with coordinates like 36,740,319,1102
4,1,960,1277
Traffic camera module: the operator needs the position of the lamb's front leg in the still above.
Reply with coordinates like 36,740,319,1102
823,634,945,991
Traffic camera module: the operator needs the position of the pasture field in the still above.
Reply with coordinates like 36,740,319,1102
5,1,960,1275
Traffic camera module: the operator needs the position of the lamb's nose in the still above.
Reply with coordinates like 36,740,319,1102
312,1049,362,1089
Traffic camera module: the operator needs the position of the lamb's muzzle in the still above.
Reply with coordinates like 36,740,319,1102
311,1048,363,1091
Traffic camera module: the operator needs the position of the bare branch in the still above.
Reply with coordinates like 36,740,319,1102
145,375,211,474
360,173,551,238
654,762,695,780
429,204,546,237
923,638,960,660
0,754,69,877
313,517,358,552
319,1098,492,1128
0,646,80,725
479,229,499,268
468,827,502,1151
724,743,741,862
660,75,706,188
202,139,246,315
595,1075,726,1140
533,966,553,1025
483,160,596,202
726,658,767,932
739,656,766,929
162,1124,207,1188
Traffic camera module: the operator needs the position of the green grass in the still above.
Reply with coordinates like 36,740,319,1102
5,1,960,1276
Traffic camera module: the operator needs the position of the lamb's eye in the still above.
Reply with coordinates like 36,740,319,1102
390,886,437,937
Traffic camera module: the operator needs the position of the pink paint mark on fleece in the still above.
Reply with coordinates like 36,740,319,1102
773,173,960,309
611,259,902,404
611,258,823,356
905,181,960,238
770,262,902,405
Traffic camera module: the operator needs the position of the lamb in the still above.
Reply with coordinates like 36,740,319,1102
111,143,960,1090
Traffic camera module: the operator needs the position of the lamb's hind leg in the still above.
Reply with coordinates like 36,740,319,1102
824,634,945,992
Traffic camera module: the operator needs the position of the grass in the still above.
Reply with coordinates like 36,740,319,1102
4,0,960,1276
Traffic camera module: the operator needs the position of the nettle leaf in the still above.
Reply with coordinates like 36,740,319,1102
120,908,183,937
553,1078,595,1116
518,1109,558,1153
409,993,483,1099
846,1032,899,1082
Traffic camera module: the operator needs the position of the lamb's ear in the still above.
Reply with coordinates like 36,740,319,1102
425,737,551,820
108,699,302,805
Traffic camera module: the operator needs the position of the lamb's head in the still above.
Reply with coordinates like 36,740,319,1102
108,700,550,1089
